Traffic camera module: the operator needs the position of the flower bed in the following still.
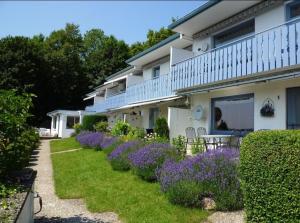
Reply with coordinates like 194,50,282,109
76,131,117,150
157,148,242,210
108,141,141,171
129,143,180,181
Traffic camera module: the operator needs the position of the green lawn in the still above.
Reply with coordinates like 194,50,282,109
51,138,209,223
50,137,81,153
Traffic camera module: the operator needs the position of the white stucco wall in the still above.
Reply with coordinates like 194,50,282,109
127,75,143,87
94,96,104,104
168,107,192,140
143,61,170,81
108,112,124,128
255,4,285,33
170,47,194,65
168,77,300,138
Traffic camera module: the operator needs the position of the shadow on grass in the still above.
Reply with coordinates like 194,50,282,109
35,215,108,223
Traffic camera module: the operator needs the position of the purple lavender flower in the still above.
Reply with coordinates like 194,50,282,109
101,137,118,149
108,141,141,171
157,148,242,210
108,141,140,160
157,148,240,192
129,143,179,181
76,131,113,149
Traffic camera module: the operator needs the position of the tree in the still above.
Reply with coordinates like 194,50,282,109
83,29,129,86
129,27,174,57
43,23,90,113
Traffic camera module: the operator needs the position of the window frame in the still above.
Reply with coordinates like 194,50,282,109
66,116,80,129
213,19,255,48
152,66,160,79
210,93,254,135
149,107,159,129
286,1,300,21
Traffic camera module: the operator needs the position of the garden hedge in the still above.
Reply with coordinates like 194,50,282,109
240,130,300,223
81,115,107,131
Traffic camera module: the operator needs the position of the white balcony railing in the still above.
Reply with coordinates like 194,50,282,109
85,74,175,113
171,18,300,91
126,74,175,104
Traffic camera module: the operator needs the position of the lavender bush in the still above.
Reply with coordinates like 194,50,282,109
108,141,141,171
76,131,116,150
129,143,180,181
157,148,242,210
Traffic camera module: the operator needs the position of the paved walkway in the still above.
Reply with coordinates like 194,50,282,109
33,140,121,223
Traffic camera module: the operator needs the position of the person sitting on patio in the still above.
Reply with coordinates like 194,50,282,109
215,107,228,131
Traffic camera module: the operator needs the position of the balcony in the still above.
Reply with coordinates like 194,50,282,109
86,74,176,113
126,74,175,104
171,18,300,92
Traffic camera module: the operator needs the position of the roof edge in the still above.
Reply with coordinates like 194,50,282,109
105,65,134,81
126,33,180,64
168,0,222,30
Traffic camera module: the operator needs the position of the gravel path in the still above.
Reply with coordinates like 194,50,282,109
33,140,121,223
204,211,245,223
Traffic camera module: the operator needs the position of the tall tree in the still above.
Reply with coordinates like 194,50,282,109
44,23,90,112
83,29,129,86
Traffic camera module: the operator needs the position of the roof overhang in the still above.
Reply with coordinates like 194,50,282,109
110,96,183,112
105,66,135,81
104,75,127,85
126,33,192,67
169,0,261,36
47,110,83,117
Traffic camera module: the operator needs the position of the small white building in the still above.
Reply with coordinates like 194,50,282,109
47,110,94,138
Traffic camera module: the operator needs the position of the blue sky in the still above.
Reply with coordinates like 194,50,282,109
0,1,204,44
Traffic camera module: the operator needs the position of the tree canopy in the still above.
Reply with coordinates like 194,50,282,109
0,23,174,127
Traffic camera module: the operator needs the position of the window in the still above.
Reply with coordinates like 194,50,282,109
66,116,80,129
287,1,300,20
287,87,300,129
152,66,160,79
211,94,254,134
149,108,159,129
214,19,255,48
53,116,57,129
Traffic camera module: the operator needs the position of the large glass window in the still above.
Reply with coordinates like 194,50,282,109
211,94,254,134
287,1,300,20
66,116,80,129
214,19,255,48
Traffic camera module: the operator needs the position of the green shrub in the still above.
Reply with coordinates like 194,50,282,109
172,135,186,158
166,181,205,207
154,117,169,139
81,115,107,131
191,138,205,154
94,121,109,132
0,128,39,175
240,130,300,222
73,123,82,135
108,141,141,171
0,90,39,177
111,120,131,136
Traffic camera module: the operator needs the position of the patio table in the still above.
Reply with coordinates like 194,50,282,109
200,135,233,150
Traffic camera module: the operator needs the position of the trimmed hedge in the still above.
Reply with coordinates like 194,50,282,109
240,130,300,223
81,115,107,131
